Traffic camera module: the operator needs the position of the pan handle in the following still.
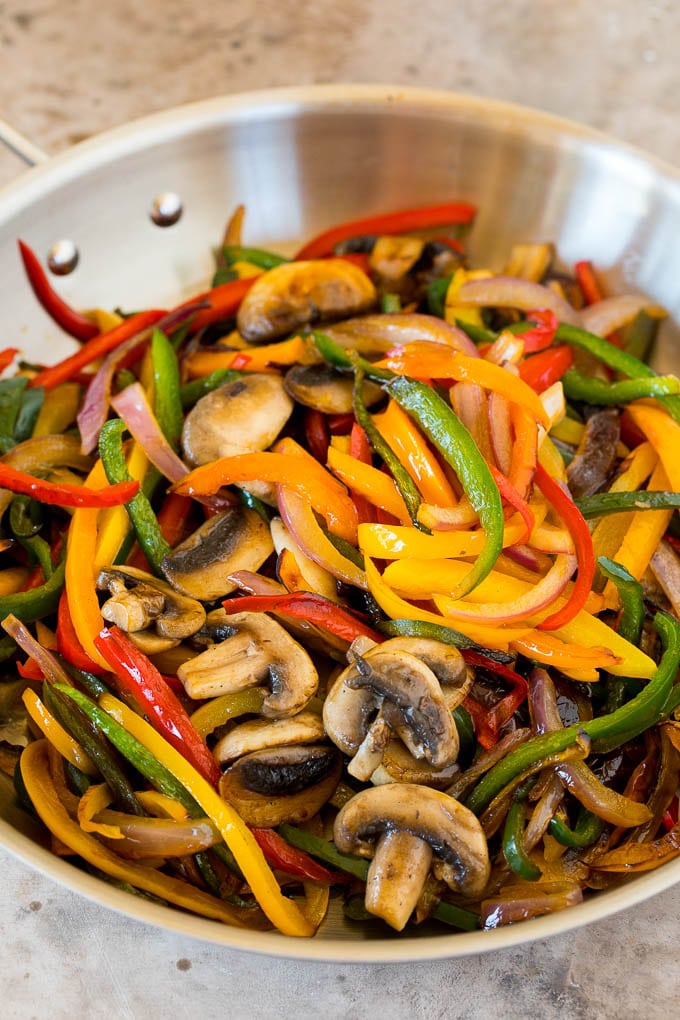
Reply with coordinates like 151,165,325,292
0,119,49,167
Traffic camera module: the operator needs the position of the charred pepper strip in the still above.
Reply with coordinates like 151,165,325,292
576,490,680,518
385,376,504,598
17,239,99,341
99,419,170,573
466,611,680,815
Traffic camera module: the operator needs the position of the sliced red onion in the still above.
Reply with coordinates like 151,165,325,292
450,382,493,462
417,500,478,531
324,313,479,357
504,545,545,573
1,613,73,685
579,295,655,338
524,774,564,852
482,882,583,928
98,810,220,858
457,277,581,326
484,332,525,366
650,539,680,617
110,382,188,484
487,392,513,475
226,571,288,595
277,484,367,589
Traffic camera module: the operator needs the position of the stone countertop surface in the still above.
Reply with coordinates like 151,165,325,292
1,1,680,1017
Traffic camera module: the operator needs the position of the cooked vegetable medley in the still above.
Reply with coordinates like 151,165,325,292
2,201,680,939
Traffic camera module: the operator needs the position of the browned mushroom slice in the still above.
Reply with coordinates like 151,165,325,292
218,744,342,826
181,374,293,468
566,408,620,500
213,710,325,764
161,508,273,602
177,611,318,718
334,784,490,930
236,260,376,343
97,565,207,655
283,363,382,415
370,740,461,790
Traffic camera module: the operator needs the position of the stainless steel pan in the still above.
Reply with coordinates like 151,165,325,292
1,84,679,961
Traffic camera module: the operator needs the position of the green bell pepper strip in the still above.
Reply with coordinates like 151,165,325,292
454,319,498,345
548,806,604,848
452,705,476,766
502,788,542,881
222,245,288,270
597,558,644,645
466,610,680,815
0,556,65,622
378,618,514,664
385,375,504,598
555,321,680,424
576,490,680,518
15,386,44,442
380,293,402,314
427,275,452,318
151,329,183,451
99,419,170,574
562,370,680,405
353,366,424,529
44,682,145,816
180,368,242,410
210,267,238,288
237,486,273,524
0,377,28,451
624,311,659,362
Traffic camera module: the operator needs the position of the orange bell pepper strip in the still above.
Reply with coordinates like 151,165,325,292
376,343,549,426
65,460,110,671
371,399,458,506
20,740,269,930
183,334,307,379
487,463,535,544
174,447,358,545
508,404,538,500
510,632,620,672
326,445,410,525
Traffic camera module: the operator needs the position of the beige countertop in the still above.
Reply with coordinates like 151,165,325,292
1,2,680,1017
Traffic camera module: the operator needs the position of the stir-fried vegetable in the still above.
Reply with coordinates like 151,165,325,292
3,204,680,940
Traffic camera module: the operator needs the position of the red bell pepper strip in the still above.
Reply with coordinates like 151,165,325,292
486,463,535,545
518,344,574,393
295,202,477,259
17,240,99,342
93,626,221,788
28,309,166,391
56,589,107,675
462,649,529,736
515,309,559,353
304,409,330,464
0,347,19,374
0,463,139,508
574,260,623,348
17,658,44,680
250,827,346,884
328,413,355,435
662,796,679,833
462,695,497,750
222,591,384,645
175,276,256,333
533,464,595,631
349,423,375,525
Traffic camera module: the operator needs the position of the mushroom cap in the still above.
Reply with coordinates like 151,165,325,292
181,374,294,468
236,259,376,343
161,507,273,602
177,611,319,718
213,710,325,764
283,363,382,415
334,783,491,898
97,565,207,640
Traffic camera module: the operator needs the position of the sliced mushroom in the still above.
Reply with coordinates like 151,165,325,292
218,744,341,826
370,739,461,790
323,637,460,782
181,374,294,468
566,408,620,500
213,710,325,764
334,784,491,930
177,611,318,718
161,508,273,602
284,363,383,415
96,565,206,654
236,259,376,343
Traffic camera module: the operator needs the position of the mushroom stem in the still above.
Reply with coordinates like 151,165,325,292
347,714,392,781
365,830,433,931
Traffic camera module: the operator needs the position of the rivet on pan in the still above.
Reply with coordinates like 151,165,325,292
150,192,183,227
47,239,79,276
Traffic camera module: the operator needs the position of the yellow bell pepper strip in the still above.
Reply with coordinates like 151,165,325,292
445,268,493,327
77,783,123,839
358,510,544,561
602,461,673,611
94,441,149,570
590,441,657,570
532,464,595,631
183,335,307,379
371,398,459,507
32,382,81,438
98,695,314,936
174,448,358,546
276,484,367,589
364,556,529,651
626,401,680,491
190,689,266,740
385,375,505,600
136,790,191,820
65,460,110,671
22,688,98,776
326,445,410,524
0,566,29,595
20,740,268,929
377,343,550,427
